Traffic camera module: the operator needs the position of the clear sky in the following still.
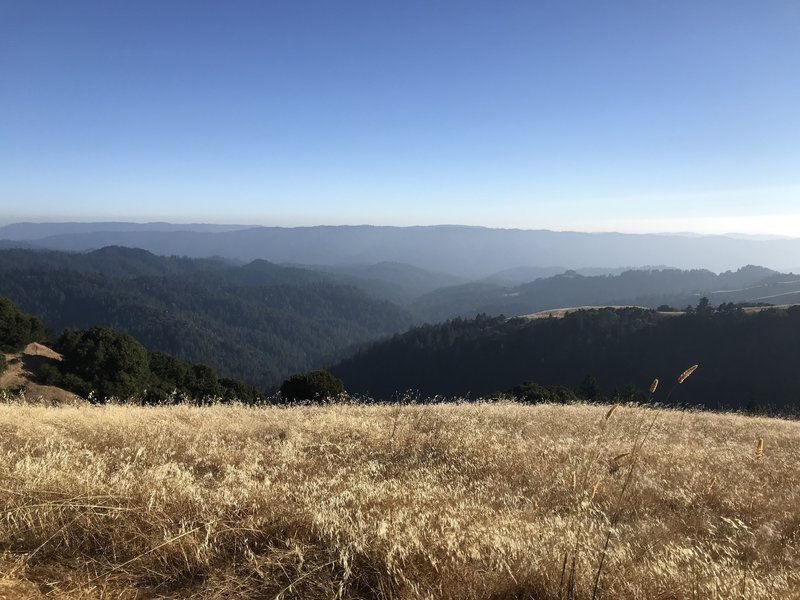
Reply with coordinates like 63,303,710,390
1,1,799,234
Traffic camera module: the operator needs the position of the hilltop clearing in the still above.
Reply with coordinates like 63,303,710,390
522,305,653,319
521,303,800,319
0,401,797,599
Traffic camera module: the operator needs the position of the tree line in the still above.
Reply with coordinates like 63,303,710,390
332,303,800,412
44,326,260,403
1,296,260,403
0,296,49,375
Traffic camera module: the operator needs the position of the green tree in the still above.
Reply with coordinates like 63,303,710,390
57,327,150,402
0,296,47,352
696,296,713,314
146,351,193,402
219,377,260,403
507,381,578,404
187,364,223,402
578,375,601,401
279,370,345,402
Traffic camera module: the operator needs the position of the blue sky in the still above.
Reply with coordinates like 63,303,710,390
1,1,799,234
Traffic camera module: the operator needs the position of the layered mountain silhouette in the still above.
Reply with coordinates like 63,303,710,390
3,222,800,278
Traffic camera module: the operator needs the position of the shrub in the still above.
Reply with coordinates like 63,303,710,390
0,353,6,376
187,364,223,403
279,370,345,402
56,327,150,402
36,362,62,386
507,381,579,404
220,378,260,403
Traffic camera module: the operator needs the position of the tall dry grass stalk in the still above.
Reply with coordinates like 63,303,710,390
589,365,701,598
678,364,699,385
0,400,799,599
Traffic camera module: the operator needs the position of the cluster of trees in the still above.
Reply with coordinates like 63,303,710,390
505,381,581,404
278,370,345,402
333,303,800,412
3,294,328,404
0,248,413,389
1,296,48,375
39,326,260,403
0,296,47,354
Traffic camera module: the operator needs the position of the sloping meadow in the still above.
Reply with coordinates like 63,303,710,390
0,401,798,599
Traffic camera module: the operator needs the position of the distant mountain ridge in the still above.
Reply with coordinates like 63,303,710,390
0,222,252,240
411,265,800,321
4,222,800,278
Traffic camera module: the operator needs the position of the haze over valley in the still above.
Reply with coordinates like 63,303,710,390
4,221,800,276
2,227,800,399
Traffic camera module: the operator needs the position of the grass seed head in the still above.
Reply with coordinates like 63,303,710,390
678,364,699,384
605,404,619,420
591,480,602,500
755,437,764,459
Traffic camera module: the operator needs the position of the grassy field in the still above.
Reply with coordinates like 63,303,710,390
1,400,799,599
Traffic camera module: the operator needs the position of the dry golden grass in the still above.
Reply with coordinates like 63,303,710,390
1,400,799,599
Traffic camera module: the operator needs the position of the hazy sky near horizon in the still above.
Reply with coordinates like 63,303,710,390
1,1,799,235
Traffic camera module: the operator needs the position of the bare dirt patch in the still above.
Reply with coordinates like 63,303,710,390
1,343,83,405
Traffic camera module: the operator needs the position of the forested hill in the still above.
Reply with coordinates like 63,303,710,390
0,248,413,389
1,296,259,402
412,265,800,321
0,247,325,282
332,305,800,411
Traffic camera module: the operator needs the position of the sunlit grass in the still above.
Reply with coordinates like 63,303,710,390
1,400,798,599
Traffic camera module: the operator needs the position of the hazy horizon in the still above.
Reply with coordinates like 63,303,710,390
2,2,799,235
1,218,799,241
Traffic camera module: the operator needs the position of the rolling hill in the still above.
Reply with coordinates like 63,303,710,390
333,305,800,410
0,248,413,389
412,265,800,321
